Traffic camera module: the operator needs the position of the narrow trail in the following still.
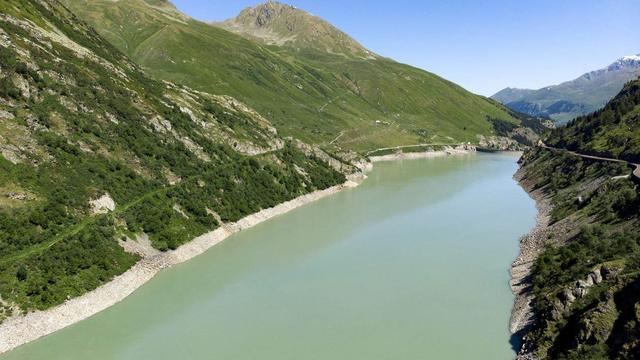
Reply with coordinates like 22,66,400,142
540,142,640,180
328,131,345,145
1,167,211,265
318,93,344,112
0,186,169,266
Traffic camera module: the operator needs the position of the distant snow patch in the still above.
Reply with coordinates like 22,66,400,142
620,55,640,62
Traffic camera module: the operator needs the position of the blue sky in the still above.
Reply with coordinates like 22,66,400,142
171,0,640,96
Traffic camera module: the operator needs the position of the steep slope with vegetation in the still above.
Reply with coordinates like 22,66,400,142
546,78,640,163
515,78,640,359
0,0,348,318
63,0,542,152
493,56,640,125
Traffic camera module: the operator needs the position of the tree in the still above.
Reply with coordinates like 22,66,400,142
16,265,27,282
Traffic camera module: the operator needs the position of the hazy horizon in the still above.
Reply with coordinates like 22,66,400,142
171,0,640,96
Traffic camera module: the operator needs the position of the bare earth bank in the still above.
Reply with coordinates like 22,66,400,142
510,165,551,360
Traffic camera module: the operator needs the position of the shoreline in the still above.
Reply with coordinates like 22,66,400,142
369,145,476,162
510,165,551,360
0,148,475,354
0,178,363,354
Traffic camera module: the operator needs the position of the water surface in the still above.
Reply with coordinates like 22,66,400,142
2,153,536,360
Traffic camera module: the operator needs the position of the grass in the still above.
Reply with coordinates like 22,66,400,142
64,0,524,152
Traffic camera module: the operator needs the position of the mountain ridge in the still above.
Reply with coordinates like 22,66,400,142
492,54,640,124
62,0,544,152
216,1,374,59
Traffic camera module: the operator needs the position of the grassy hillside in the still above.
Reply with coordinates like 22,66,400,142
0,0,347,317
63,0,535,152
516,78,640,359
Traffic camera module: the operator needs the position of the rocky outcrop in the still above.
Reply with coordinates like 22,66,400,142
575,296,617,346
293,139,363,174
478,134,526,151
555,263,623,317
89,193,116,214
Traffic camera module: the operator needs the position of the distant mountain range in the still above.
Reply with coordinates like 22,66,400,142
492,55,640,124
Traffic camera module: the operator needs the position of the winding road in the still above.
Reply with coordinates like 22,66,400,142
540,142,640,181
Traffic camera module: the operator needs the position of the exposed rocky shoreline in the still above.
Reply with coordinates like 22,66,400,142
511,158,589,359
510,166,552,360
0,177,364,354
369,145,475,162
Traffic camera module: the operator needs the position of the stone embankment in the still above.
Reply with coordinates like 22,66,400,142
369,144,475,162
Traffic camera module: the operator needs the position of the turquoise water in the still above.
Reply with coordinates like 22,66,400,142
2,153,536,360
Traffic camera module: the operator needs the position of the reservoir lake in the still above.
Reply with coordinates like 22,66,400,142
2,152,537,360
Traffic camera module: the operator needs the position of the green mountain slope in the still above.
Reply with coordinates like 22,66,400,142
547,78,640,162
63,0,537,152
493,56,640,125
515,78,640,358
0,0,347,315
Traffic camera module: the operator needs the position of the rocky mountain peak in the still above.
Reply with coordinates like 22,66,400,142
244,1,295,26
242,1,296,27
609,54,640,70
492,52,640,124
217,1,373,58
